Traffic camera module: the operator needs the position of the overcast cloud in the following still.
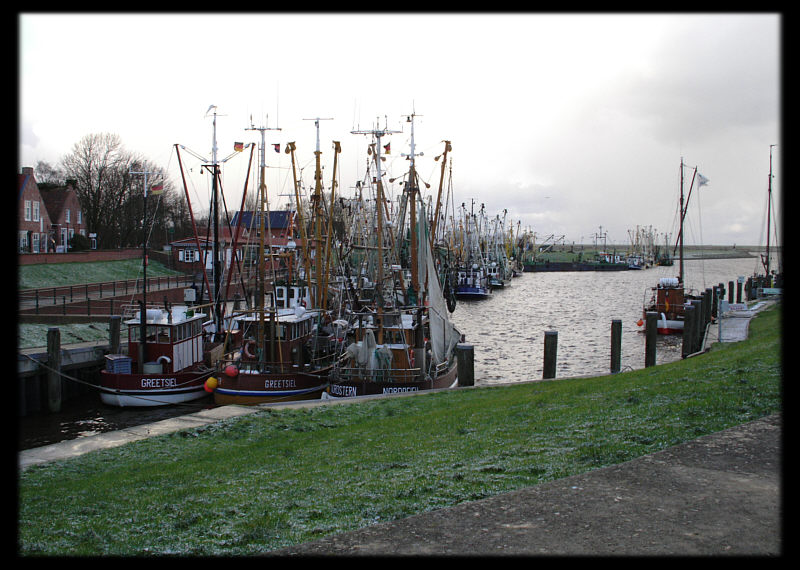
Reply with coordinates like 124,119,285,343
19,12,781,247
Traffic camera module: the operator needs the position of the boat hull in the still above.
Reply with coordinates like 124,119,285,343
524,261,629,272
455,286,491,299
99,369,213,407
655,316,684,335
324,361,458,399
212,367,331,405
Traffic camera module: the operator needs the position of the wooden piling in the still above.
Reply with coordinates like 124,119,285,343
543,330,558,379
110,315,121,354
46,327,62,413
691,299,704,353
645,312,657,367
610,319,621,373
682,304,696,358
456,344,474,387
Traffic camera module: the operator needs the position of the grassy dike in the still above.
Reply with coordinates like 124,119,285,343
18,304,782,556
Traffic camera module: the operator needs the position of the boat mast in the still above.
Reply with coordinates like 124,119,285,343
679,158,684,285
129,164,158,368
207,106,223,339
304,117,333,308
246,117,281,363
431,139,452,247
676,158,697,286
762,144,776,276
352,118,400,343
402,111,423,304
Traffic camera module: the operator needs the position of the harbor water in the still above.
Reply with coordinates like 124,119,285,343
18,255,766,451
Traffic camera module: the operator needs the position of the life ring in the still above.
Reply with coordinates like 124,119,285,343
243,340,256,359
300,299,307,307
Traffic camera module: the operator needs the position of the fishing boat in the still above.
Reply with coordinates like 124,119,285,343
454,202,492,299
485,211,514,288
212,282,337,404
211,118,342,404
749,144,782,298
99,161,216,406
99,303,217,406
641,158,706,334
325,116,461,398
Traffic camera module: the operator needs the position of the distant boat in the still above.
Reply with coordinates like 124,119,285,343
750,144,782,298
642,158,704,334
454,201,492,299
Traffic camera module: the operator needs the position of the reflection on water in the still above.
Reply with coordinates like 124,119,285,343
18,395,215,451
18,256,762,450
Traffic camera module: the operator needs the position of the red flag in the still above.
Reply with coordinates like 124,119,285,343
273,144,280,153
383,143,391,154
234,142,244,152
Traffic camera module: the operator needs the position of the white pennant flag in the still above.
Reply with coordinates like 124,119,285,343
697,173,710,187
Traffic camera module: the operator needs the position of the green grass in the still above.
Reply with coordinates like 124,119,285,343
17,304,782,556
18,259,183,348
18,258,181,290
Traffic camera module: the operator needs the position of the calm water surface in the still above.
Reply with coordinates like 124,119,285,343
18,256,764,450
451,256,764,384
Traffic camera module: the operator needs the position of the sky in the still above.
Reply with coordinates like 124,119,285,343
18,12,781,247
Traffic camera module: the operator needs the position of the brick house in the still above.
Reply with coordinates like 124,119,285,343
18,167,53,253
39,178,88,251
18,166,87,253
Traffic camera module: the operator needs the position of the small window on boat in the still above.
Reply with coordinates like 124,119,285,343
157,326,171,343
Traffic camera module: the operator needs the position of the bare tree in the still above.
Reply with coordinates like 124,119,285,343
60,133,136,248
34,161,66,185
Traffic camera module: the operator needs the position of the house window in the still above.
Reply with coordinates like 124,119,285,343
65,209,71,223
77,211,82,224
32,233,40,253
19,231,28,252
32,201,40,222
179,249,200,262
24,200,31,221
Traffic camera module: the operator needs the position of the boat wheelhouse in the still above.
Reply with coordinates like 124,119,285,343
99,305,215,406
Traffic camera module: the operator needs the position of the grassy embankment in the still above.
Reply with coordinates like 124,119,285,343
17,259,182,349
18,303,782,556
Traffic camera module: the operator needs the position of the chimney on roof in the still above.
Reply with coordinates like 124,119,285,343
22,167,34,176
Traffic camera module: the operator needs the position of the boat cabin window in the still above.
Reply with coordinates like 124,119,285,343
129,325,171,343
156,326,171,343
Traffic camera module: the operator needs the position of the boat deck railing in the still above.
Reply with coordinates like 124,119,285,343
332,366,422,383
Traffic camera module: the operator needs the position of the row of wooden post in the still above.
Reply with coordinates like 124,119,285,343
540,281,733,379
